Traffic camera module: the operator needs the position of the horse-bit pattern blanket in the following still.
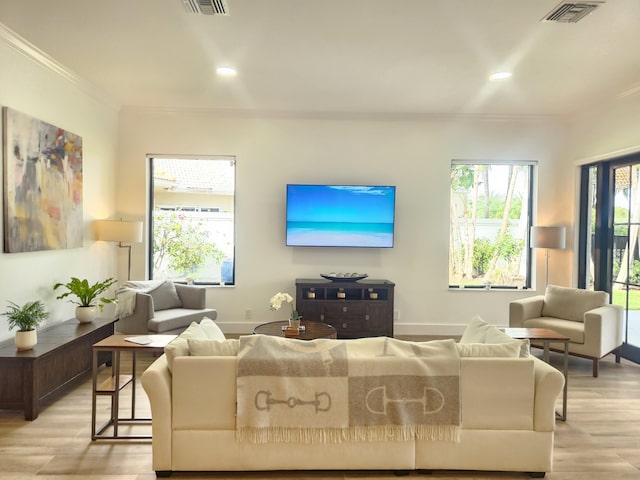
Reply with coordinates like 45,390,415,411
236,335,461,444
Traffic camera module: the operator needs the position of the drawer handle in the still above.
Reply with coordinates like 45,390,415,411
365,314,369,322
342,307,348,313
342,323,347,329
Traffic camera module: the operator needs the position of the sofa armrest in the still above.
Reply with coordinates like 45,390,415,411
116,293,154,334
532,356,564,432
141,354,172,472
583,304,624,357
509,295,545,327
175,284,206,309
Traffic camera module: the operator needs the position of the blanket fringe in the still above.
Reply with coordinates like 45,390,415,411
236,424,460,444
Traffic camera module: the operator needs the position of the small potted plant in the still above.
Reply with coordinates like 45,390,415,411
270,292,301,328
2,300,49,351
53,277,117,323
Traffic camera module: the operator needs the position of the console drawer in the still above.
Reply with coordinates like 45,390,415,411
326,318,364,338
323,302,364,319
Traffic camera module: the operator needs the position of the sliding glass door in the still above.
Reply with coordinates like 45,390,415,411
612,164,640,358
580,158,640,364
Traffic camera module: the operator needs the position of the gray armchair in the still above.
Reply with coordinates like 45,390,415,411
116,280,217,335
509,284,623,377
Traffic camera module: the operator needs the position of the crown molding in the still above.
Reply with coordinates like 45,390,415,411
0,22,120,112
122,105,563,124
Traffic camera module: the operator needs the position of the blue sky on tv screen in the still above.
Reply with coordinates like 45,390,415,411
287,185,395,223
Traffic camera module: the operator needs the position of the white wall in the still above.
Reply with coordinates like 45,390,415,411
568,92,640,163
119,109,570,335
0,27,119,343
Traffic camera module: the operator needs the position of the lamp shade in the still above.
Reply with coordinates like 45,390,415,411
96,220,143,243
530,226,566,249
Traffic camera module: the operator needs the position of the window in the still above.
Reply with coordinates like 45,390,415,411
149,156,235,285
449,160,534,289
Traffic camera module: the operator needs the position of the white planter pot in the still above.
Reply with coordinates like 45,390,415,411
76,305,98,323
289,317,301,329
15,329,37,351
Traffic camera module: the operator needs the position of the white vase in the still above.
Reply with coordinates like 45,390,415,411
76,305,98,323
15,329,37,351
289,317,301,329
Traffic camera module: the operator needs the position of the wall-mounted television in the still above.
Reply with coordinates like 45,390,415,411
286,184,396,248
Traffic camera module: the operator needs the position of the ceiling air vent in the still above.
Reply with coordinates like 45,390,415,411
182,0,230,15
542,2,603,23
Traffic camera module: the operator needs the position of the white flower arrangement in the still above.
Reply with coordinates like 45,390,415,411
269,292,300,320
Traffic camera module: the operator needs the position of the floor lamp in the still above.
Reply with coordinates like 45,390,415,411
530,226,566,287
96,220,144,280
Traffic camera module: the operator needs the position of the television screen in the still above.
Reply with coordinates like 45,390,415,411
286,184,396,247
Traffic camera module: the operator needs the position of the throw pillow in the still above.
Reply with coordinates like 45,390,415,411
460,315,530,357
456,342,521,358
484,326,531,358
188,338,240,356
199,317,226,340
164,321,207,372
149,280,182,311
459,315,494,343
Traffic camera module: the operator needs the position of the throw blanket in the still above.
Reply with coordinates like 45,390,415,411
236,335,461,444
115,280,164,318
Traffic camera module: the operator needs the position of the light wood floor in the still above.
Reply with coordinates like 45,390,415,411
0,346,639,480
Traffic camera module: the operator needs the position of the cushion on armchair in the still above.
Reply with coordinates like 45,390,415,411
541,284,608,322
148,280,183,311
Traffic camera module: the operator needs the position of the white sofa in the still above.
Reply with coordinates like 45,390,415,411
141,318,564,478
509,284,624,377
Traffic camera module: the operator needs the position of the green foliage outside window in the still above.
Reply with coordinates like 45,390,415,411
153,209,225,278
472,234,524,277
612,258,640,285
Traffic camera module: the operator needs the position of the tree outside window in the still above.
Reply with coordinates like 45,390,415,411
449,161,534,288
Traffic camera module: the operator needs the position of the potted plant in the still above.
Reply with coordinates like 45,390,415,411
53,277,117,323
270,292,301,328
2,300,49,350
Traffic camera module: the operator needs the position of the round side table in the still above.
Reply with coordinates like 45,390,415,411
253,320,337,340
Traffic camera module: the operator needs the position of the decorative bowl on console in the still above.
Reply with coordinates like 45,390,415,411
320,273,368,282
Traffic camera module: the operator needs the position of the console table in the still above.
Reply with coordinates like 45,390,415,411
0,317,116,420
296,278,395,338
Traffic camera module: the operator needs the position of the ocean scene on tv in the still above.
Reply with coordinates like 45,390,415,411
286,185,396,247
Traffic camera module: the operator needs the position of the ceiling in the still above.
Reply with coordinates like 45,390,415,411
1,0,640,117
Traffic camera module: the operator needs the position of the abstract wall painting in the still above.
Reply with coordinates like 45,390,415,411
2,107,83,253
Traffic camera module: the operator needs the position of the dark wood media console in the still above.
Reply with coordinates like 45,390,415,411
296,278,395,338
0,317,115,420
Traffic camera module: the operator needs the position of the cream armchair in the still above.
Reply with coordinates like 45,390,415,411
509,284,624,377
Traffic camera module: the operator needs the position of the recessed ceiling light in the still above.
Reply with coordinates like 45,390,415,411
489,71,512,81
216,66,237,77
